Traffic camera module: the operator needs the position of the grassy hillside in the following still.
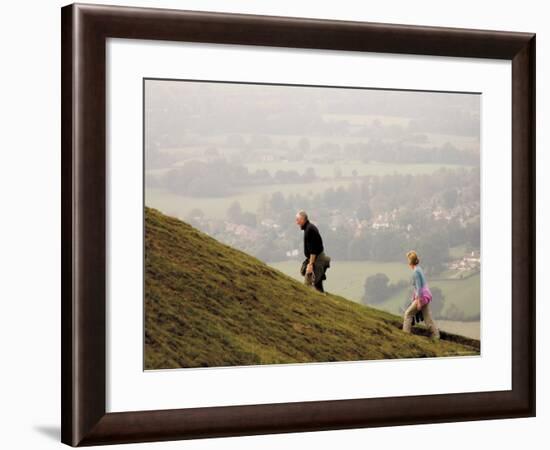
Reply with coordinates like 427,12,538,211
144,207,480,370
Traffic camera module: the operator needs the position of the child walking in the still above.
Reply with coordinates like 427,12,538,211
402,251,440,340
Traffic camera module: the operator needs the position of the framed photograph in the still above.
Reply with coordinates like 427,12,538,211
61,3,536,446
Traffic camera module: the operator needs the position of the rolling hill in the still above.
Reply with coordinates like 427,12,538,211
144,207,480,370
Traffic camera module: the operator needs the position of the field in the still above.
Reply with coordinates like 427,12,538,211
146,179,354,220
161,129,480,154
146,161,471,221
243,161,471,178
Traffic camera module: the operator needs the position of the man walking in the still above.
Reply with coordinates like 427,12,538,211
295,210,330,293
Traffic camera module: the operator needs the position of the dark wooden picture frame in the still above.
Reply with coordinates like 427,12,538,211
61,3,536,446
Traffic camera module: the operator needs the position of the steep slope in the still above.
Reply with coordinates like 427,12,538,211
144,207,480,370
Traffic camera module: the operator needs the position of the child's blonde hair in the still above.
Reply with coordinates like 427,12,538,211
406,250,420,266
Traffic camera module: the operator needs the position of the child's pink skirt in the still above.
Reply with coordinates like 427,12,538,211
413,285,433,307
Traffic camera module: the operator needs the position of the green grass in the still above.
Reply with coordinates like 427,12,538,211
144,207,479,370
146,179,356,220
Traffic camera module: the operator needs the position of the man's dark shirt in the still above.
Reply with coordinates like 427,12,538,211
301,220,324,259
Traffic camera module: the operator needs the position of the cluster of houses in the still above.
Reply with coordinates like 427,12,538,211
224,222,261,241
326,210,397,235
431,202,480,225
448,251,481,273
